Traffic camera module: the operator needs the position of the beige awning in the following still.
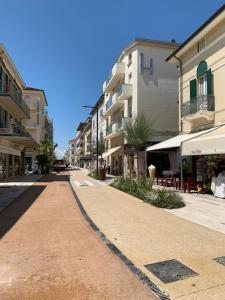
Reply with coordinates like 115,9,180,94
102,146,122,159
182,125,225,156
0,145,21,156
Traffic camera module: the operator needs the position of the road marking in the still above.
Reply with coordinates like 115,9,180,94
83,180,95,186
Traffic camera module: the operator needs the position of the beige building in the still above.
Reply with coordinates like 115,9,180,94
148,4,225,194
22,87,48,170
0,44,37,178
102,38,179,176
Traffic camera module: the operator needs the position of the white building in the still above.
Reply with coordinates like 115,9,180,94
102,38,180,176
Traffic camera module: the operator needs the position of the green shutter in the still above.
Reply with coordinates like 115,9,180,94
207,69,212,95
190,79,197,99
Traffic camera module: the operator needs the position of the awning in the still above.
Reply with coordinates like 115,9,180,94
0,145,21,156
102,146,122,159
182,125,225,156
146,129,213,152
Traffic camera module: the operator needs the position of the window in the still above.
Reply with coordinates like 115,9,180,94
128,53,132,66
37,100,40,112
197,38,206,52
100,109,103,118
128,72,132,83
198,75,207,96
93,120,95,129
37,114,39,126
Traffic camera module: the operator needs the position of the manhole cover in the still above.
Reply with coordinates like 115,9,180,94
213,256,225,266
144,259,198,283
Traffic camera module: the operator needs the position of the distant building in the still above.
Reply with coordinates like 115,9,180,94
44,112,53,141
22,87,48,170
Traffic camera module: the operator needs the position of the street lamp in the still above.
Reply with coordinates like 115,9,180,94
82,103,99,176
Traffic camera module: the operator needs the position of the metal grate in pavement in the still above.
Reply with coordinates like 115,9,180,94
213,256,225,266
144,259,198,283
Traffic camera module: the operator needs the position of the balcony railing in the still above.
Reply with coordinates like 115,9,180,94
182,95,215,118
0,84,30,117
106,119,123,136
0,121,31,137
106,96,113,111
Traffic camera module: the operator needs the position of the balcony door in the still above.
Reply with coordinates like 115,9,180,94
198,74,207,110
198,75,207,96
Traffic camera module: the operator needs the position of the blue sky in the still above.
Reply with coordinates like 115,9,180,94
0,0,224,156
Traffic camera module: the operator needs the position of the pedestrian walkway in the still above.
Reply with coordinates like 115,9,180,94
69,170,114,188
71,169,225,300
153,184,225,235
0,174,42,212
0,172,155,300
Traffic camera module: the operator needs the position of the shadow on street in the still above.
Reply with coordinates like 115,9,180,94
0,185,46,239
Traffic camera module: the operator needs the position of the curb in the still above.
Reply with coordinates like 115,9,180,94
67,175,171,300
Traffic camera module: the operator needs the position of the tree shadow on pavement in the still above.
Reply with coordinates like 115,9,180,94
0,185,46,239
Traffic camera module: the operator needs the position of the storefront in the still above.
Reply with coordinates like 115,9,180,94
181,125,225,197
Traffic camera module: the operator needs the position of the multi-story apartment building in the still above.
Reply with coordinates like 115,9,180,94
22,87,48,170
0,44,37,178
68,137,78,166
102,38,179,176
44,112,53,141
148,4,225,193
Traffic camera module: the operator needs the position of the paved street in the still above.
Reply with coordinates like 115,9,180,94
0,173,156,300
72,169,225,300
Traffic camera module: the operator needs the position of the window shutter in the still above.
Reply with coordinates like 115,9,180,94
190,79,197,99
207,69,212,95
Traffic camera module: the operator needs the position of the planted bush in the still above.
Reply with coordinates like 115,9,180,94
111,177,185,209
146,189,185,209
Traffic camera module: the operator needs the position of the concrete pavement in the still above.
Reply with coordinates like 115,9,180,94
0,174,42,213
70,169,225,300
0,172,156,300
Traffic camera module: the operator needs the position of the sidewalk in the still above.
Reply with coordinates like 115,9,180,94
0,174,42,212
70,169,225,300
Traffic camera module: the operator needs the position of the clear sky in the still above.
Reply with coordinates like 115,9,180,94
0,0,224,156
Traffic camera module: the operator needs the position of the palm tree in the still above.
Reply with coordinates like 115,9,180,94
123,113,153,178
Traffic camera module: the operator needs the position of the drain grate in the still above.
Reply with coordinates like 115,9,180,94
144,259,198,283
80,184,88,187
213,256,225,266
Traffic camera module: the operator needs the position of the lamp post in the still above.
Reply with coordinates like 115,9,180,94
82,102,99,176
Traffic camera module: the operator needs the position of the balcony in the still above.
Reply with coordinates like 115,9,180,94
103,62,125,93
105,119,123,139
182,95,215,123
104,84,131,117
117,84,132,100
0,85,30,119
0,121,31,138
25,119,37,129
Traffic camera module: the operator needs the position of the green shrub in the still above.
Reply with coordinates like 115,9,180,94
149,189,185,209
89,170,100,180
111,177,185,209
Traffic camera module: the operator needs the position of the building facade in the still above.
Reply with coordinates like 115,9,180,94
22,87,48,170
148,4,225,195
0,44,37,178
102,38,179,176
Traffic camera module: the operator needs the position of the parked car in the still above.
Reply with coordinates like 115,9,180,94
53,160,66,172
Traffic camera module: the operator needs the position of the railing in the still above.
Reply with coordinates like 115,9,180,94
0,84,30,117
182,95,215,118
105,96,113,111
0,121,31,137
106,119,123,136
25,119,37,128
